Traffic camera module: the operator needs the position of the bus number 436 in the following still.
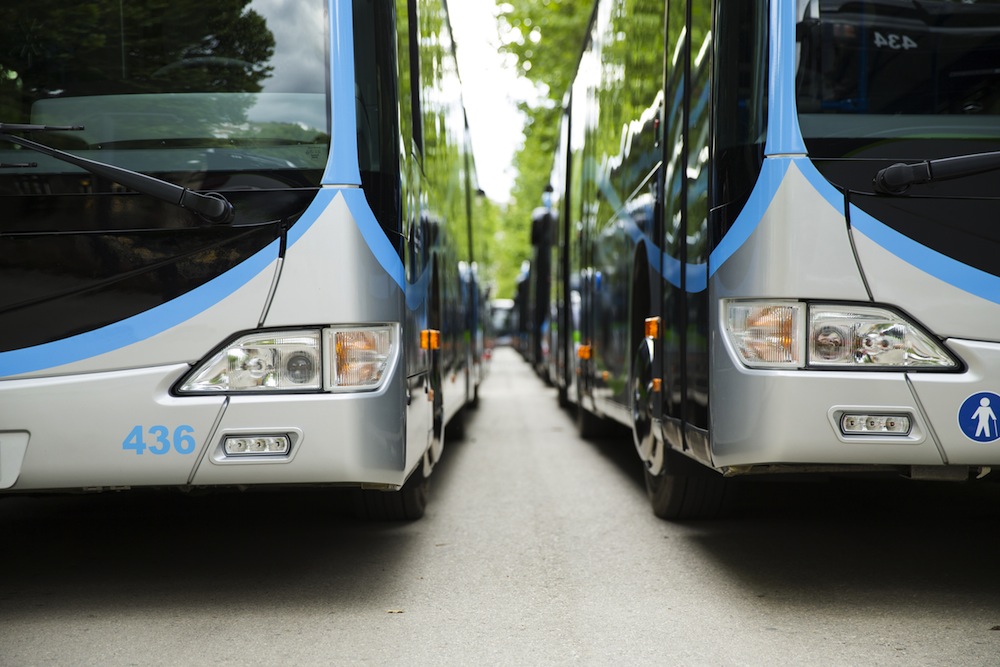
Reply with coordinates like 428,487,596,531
122,425,197,455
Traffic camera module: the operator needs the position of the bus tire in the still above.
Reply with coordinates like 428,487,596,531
644,449,732,520
355,467,428,521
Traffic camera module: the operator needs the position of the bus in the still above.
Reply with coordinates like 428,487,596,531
516,203,557,376
0,0,484,520
549,0,1000,518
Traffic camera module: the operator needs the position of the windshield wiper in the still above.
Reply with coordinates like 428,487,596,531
0,122,234,223
873,150,1000,195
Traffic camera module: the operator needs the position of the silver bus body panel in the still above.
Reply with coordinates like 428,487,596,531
263,191,404,328
711,160,868,301
191,374,410,488
0,364,225,489
261,188,428,480
909,339,1000,466
851,226,1000,342
709,362,943,467
710,157,1000,469
0,254,280,380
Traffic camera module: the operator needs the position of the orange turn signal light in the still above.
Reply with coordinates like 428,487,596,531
644,316,661,339
421,329,440,351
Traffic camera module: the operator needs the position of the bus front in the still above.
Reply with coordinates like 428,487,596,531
712,0,1000,478
0,1,424,507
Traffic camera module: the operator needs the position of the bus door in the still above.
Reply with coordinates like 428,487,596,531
398,0,435,462
659,0,689,452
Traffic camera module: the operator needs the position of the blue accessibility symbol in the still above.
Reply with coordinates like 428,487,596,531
958,392,1000,443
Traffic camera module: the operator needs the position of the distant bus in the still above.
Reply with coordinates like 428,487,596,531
489,299,516,348
548,0,1000,518
0,0,483,519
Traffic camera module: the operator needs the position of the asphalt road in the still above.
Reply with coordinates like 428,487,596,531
2,346,1000,665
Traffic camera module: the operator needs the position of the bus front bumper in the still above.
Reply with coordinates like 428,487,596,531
0,363,412,492
710,338,1000,472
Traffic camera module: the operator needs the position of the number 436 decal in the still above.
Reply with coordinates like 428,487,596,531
123,425,197,455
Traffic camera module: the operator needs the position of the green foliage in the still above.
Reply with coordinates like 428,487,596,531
472,193,504,295
488,0,594,298
0,0,275,99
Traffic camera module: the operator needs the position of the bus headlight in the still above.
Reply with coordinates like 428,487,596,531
723,301,957,370
177,324,397,393
807,305,957,369
179,330,322,392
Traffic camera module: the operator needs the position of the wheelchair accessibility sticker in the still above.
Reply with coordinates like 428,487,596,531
959,392,1000,443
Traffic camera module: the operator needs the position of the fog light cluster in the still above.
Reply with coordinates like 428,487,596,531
840,413,912,436
223,435,290,456
176,324,398,394
723,301,956,370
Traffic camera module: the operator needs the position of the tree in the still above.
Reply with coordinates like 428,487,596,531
490,0,594,298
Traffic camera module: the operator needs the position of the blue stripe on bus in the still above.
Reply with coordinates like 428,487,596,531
0,0,396,376
793,156,1000,305
708,158,791,277
654,252,709,293
406,261,431,311
280,187,412,302
616,193,710,293
850,207,1000,306
341,189,406,291
323,0,362,187
285,188,336,247
765,0,806,157
629,0,807,295
616,203,699,292
0,183,414,377
0,188,332,376
0,240,281,377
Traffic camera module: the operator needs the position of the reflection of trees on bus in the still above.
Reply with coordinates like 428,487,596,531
0,1,275,123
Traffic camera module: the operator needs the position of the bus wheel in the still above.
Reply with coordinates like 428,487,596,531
644,449,732,520
630,338,656,466
355,466,428,521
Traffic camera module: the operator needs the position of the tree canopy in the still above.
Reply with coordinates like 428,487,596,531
489,0,594,298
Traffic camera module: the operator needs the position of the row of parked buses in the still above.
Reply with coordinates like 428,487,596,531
0,0,488,520
529,0,1000,519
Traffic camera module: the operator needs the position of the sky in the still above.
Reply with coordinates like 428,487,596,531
448,1,533,204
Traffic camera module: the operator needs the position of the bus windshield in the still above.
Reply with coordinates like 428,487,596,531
0,0,329,190
796,0,1000,155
